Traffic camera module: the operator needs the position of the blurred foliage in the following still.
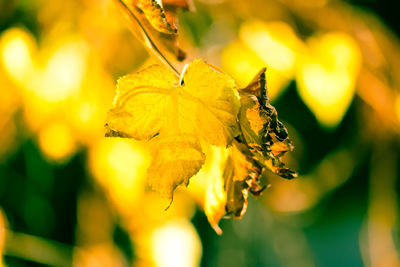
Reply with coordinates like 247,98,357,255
0,0,400,266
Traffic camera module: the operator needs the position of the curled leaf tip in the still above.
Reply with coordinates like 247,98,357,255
240,67,268,103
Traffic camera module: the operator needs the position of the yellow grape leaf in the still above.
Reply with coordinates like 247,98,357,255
201,146,230,235
148,134,205,197
136,0,178,34
105,59,240,198
105,64,176,140
106,60,239,144
182,60,240,146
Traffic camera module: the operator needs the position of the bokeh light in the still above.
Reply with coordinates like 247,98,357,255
239,21,301,75
150,220,202,267
33,39,88,102
38,122,77,162
89,138,151,216
0,28,35,84
297,32,361,128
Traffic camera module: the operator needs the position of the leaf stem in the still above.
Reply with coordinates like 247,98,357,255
114,0,180,77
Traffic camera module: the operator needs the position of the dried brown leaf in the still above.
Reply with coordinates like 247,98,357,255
136,0,178,34
224,141,263,218
204,68,296,233
238,68,297,179
125,0,188,62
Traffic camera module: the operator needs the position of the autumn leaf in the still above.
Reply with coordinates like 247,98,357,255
223,141,263,218
105,59,240,198
136,0,178,34
238,67,297,179
148,134,205,197
105,64,176,140
105,57,295,232
121,0,188,61
204,140,265,234
203,68,296,233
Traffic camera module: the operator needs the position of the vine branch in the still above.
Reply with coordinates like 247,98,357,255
114,0,180,77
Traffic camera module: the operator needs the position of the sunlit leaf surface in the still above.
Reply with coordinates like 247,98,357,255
106,59,240,198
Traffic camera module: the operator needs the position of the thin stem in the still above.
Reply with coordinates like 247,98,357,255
114,0,180,77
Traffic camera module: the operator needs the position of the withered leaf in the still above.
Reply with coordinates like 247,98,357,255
239,67,268,104
224,141,263,218
203,68,297,233
123,0,188,61
238,68,297,179
136,0,177,34
203,142,264,234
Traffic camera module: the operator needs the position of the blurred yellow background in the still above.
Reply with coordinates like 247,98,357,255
0,0,400,266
